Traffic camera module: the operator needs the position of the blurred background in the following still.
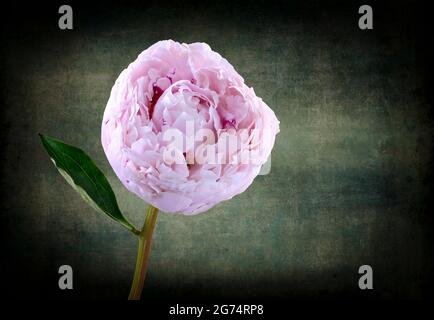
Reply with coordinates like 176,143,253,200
0,0,432,300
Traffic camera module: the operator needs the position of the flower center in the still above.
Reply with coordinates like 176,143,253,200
148,85,164,119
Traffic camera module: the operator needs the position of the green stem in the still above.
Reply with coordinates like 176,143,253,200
128,205,159,300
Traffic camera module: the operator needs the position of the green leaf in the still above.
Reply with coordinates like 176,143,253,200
39,134,139,234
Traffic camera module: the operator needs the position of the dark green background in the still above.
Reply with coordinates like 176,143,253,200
0,0,432,300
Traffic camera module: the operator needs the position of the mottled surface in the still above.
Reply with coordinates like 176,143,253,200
0,1,432,300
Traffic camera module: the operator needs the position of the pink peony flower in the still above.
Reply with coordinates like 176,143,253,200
101,40,279,214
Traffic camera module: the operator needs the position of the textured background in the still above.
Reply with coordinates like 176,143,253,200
0,0,433,300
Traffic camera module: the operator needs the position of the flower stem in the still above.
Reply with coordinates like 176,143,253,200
128,205,159,300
